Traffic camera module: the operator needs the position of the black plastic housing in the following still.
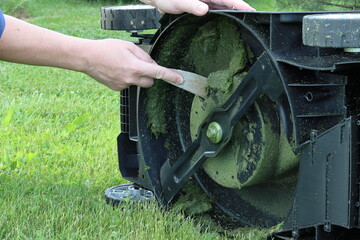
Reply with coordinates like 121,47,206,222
112,10,360,239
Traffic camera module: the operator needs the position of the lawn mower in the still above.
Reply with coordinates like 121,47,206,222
101,6,360,239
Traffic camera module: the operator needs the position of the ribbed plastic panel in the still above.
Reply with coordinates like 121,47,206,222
120,88,130,133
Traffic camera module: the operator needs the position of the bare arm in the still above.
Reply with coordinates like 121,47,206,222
0,15,182,90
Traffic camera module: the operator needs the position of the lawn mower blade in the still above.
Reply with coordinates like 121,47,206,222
159,53,284,203
164,69,208,98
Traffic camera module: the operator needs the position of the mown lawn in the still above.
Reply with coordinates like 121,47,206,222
0,1,282,239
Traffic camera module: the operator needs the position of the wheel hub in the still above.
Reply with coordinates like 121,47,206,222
190,71,288,189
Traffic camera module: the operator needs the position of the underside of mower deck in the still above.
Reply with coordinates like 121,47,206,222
101,6,360,239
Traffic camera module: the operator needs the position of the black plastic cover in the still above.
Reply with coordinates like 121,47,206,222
303,13,360,48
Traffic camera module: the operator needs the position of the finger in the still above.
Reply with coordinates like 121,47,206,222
179,0,209,16
128,43,155,63
206,3,231,9
137,76,155,88
205,0,255,11
142,62,183,84
232,0,255,11
224,0,255,11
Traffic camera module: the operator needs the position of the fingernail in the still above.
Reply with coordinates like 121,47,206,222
177,76,184,84
196,4,208,16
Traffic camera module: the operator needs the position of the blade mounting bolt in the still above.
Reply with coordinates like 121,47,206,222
206,122,223,144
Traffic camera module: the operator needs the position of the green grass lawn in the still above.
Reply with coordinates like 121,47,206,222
0,1,282,239
247,0,276,11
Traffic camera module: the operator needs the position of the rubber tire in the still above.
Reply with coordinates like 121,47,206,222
104,184,155,206
100,5,162,31
303,13,360,48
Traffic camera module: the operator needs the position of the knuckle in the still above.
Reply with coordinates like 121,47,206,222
127,66,142,78
141,78,154,88
123,77,133,85
133,68,142,76
155,68,165,79
125,41,136,48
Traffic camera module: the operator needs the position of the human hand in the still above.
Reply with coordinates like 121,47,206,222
82,39,183,91
140,0,255,16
